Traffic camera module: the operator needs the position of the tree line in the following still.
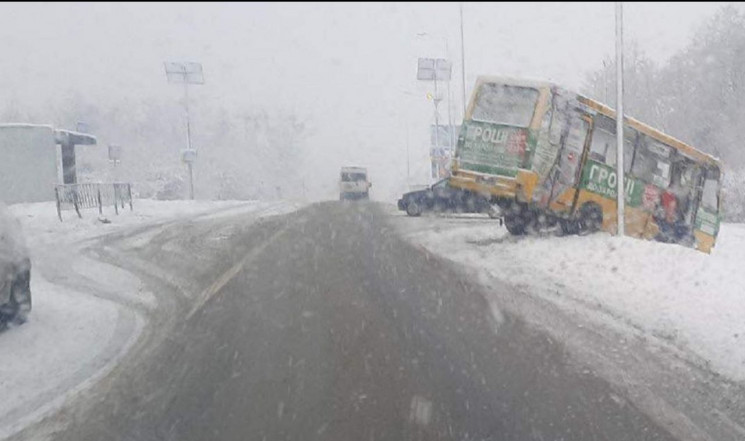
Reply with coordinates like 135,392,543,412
582,5,745,219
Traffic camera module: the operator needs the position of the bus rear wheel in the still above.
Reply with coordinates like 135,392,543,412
578,203,603,234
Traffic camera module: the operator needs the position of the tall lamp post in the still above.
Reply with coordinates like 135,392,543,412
417,57,452,180
164,61,204,200
401,90,425,189
459,2,467,117
615,2,625,236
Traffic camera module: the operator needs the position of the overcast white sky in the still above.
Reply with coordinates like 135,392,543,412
0,2,737,200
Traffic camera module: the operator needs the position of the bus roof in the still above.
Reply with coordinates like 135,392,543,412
474,75,554,91
341,166,367,172
576,96,721,168
472,75,721,169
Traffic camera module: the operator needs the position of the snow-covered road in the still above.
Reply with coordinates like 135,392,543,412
0,199,304,439
391,206,745,441
396,210,745,383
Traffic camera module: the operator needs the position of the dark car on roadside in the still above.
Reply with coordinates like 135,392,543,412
0,202,31,328
397,179,500,218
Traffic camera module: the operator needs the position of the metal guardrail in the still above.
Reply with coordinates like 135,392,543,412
55,182,133,221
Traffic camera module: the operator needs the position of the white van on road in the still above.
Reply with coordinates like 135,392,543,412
339,167,371,201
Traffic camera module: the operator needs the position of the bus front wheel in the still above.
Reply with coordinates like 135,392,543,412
504,202,530,235
504,214,526,235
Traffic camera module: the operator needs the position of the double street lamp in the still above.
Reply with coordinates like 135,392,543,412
164,61,205,200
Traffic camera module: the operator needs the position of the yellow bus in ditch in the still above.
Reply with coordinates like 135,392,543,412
449,76,723,253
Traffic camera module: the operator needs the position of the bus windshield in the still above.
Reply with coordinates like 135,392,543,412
471,84,539,127
341,172,366,182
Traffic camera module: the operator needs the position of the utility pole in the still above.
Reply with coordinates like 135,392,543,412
417,49,452,181
406,123,410,187
615,2,625,236
445,37,454,155
433,70,441,179
183,81,194,199
602,59,609,104
164,61,204,200
459,2,467,117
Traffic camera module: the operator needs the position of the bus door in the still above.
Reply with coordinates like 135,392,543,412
692,166,722,252
678,159,704,228
664,156,703,246
544,112,591,211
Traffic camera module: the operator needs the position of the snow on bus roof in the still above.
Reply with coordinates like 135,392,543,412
576,96,721,166
474,75,555,90
472,76,721,167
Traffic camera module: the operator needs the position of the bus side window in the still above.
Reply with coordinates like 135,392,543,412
588,115,612,162
701,168,720,212
632,135,672,188
587,115,633,172
589,128,613,163
605,129,635,174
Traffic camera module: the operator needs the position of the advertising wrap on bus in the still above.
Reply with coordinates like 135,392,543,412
456,120,536,178
579,160,646,207
695,207,720,236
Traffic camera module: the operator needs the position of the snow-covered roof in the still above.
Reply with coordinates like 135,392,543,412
0,123,55,130
0,123,97,145
55,129,97,145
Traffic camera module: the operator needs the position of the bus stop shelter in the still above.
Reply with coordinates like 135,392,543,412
0,124,97,204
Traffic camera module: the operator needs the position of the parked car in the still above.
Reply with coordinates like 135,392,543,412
397,179,500,218
0,202,31,327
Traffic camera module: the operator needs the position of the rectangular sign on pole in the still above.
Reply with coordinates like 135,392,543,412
181,149,197,164
417,58,452,81
164,62,205,84
108,144,122,162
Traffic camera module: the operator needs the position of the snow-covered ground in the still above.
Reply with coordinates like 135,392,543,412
398,212,745,383
0,198,304,439
11,199,305,245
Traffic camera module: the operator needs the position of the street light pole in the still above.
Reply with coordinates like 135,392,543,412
164,61,204,201
401,90,419,189
433,70,441,179
183,81,194,200
615,2,625,236
602,60,609,104
406,123,410,187
459,2,467,117
445,37,454,158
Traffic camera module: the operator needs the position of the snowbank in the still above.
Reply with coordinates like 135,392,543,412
0,274,140,438
8,199,299,245
405,220,745,382
0,198,305,438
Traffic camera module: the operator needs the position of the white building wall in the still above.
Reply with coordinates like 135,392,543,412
0,125,59,204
